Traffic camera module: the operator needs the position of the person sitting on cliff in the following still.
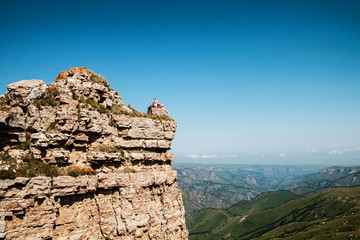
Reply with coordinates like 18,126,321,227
150,98,158,108
148,98,159,113
159,104,169,114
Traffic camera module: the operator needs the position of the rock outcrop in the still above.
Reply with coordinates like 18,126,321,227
147,107,167,117
6,80,47,107
0,67,188,239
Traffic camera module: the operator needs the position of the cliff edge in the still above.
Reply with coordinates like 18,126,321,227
0,67,188,239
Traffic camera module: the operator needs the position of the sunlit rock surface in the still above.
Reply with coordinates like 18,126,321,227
0,67,188,240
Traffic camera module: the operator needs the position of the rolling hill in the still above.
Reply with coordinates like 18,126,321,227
174,164,324,213
189,187,360,239
283,166,360,197
227,190,301,216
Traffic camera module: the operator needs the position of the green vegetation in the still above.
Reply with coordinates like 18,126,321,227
188,187,360,240
12,140,31,150
97,145,124,156
228,190,300,216
187,190,299,231
0,151,100,179
87,70,109,86
175,164,360,218
107,103,173,120
148,114,174,121
0,152,59,179
16,152,59,178
109,121,117,128
76,94,174,121
290,187,320,197
0,169,16,179
0,95,10,112
78,95,86,105
85,98,108,113
0,152,16,179
70,88,78,100
78,94,170,122
12,131,32,149
34,86,61,108
65,166,96,177
110,103,145,117
189,209,234,235
280,166,360,194
124,166,136,173
78,96,109,114
48,119,59,130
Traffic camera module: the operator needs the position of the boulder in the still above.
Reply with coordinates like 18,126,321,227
6,80,47,107
55,67,88,82
147,106,166,116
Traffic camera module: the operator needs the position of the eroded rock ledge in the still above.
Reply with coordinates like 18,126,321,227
0,67,188,239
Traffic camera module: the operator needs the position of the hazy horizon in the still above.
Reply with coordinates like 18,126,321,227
173,148,360,166
1,0,359,165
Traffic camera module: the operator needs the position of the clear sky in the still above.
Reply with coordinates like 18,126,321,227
1,0,359,165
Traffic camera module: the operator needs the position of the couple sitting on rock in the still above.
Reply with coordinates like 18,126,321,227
149,98,169,114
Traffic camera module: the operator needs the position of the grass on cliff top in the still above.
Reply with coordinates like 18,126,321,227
148,113,174,121
78,95,174,121
75,71,174,121
87,70,109,86
34,86,61,108
111,103,174,121
78,95,109,114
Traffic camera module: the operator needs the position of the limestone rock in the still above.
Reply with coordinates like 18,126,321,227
31,133,49,147
55,66,88,82
0,171,188,239
0,111,9,125
0,67,188,239
6,80,47,107
147,106,166,116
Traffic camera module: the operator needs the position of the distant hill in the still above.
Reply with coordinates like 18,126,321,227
227,190,300,216
187,190,299,230
175,165,360,215
189,187,360,239
174,164,324,213
188,209,234,235
281,166,360,196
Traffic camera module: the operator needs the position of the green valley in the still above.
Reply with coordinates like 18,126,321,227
174,164,325,214
188,187,360,240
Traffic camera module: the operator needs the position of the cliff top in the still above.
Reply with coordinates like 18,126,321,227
0,67,177,179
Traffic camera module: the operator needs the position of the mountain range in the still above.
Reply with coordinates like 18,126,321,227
175,164,360,239
188,187,360,239
173,164,326,213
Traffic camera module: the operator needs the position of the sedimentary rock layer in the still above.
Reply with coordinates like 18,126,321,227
0,67,188,239
0,171,186,239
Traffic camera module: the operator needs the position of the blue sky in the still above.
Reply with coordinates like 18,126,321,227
1,0,359,165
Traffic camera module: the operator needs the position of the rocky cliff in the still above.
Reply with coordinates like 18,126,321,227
0,67,188,239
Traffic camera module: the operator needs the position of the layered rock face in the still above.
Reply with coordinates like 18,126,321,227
0,67,188,239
